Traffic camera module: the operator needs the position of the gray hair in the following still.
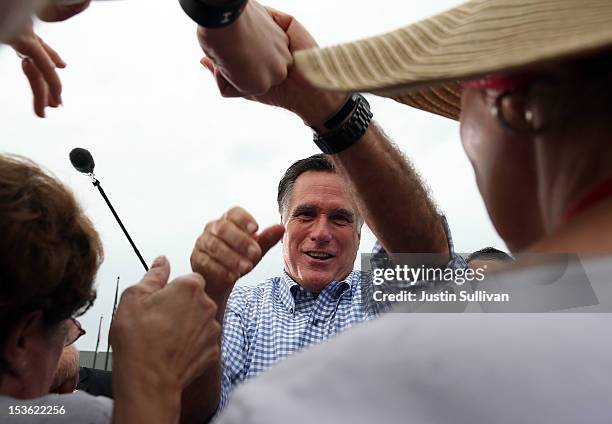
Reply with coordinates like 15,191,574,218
277,154,363,230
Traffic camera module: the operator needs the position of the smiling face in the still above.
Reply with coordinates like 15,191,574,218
281,171,360,292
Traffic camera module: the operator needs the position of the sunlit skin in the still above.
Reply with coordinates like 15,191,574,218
282,171,361,293
460,87,544,253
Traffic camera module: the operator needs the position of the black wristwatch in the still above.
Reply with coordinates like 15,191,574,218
179,0,248,29
313,94,373,155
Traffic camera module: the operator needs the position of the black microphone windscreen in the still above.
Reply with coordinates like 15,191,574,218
69,148,95,174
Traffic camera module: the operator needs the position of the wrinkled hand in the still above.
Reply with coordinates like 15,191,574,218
197,0,292,96
200,6,346,130
191,207,284,300
110,256,220,389
37,0,91,22
9,20,66,118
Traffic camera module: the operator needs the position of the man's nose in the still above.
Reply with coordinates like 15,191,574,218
310,217,332,243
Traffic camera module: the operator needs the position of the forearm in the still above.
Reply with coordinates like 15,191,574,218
112,363,182,424
179,290,229,423
179,368,221,424
300,94,448,257
332,123,448,256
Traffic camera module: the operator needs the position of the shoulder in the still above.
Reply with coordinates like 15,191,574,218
226,276,282,313
216,313,612,424
0,391,112,423
64,391,113,414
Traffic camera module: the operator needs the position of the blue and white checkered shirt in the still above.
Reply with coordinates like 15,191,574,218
219,270,375,409
219,216,466,410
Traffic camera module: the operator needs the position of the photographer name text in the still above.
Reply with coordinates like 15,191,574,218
373,290,510,303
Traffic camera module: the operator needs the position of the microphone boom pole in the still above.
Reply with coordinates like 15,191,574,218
91,178,149,271
69,148,148,271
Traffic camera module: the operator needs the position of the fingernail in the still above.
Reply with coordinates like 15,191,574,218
152,256,166,267
247,245,259,260
247,223,257,233
239,260,251,275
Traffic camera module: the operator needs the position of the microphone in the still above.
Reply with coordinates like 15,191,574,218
69,147,95,174
69,148,149,271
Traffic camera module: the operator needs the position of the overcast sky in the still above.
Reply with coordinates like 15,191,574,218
0,0,504,352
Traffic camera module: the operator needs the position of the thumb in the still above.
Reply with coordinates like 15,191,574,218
138,256,171,293
256,224,285,256
200,57,242,98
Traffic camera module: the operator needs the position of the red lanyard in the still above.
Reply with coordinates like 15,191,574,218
562,175,612,225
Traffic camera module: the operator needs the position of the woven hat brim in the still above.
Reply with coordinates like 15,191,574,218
294,0,612,121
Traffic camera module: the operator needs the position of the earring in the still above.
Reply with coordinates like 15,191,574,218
492,91,545,134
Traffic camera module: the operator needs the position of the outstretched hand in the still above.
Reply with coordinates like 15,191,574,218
10,21,66,118
111,256,221,389
191,206,285,301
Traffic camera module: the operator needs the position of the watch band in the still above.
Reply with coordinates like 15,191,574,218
313,94,373,155
179,0,248,29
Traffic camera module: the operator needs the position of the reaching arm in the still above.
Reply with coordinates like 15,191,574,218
328,123,448,256
182,207,284,422
199,7,448,258
110,257,221,424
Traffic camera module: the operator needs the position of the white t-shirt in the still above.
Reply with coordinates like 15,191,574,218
216,257,612,424
0,390,112,423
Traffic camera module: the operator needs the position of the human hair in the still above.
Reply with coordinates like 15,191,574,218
277,154,336,217
0,155,103,376
466,247,513,263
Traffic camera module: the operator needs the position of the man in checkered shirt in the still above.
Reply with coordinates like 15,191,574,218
189,153,457,418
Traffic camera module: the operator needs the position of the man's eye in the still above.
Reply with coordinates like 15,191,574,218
332,216,350,225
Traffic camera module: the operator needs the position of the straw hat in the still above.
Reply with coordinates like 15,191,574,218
294,0,612,120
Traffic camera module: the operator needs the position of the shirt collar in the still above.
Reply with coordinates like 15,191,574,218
279,270,355,309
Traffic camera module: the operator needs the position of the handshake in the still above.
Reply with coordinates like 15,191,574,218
181,0,293,97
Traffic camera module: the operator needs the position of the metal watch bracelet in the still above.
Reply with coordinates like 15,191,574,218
313,94,373,155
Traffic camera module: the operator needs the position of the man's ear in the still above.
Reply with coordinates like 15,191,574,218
4,310,45,377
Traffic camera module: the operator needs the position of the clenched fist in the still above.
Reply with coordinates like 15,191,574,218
196,0,292,97
191,206,284,301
